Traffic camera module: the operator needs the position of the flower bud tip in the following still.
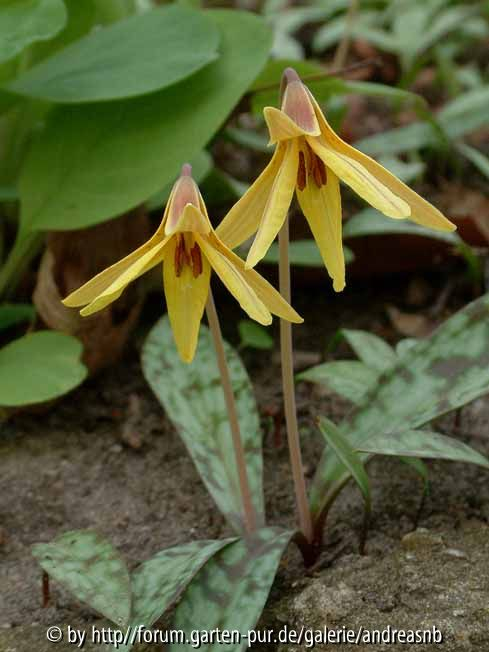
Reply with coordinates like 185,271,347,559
181,163,192,177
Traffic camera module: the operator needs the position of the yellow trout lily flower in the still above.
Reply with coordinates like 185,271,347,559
63,164,302,363
217,68,456,292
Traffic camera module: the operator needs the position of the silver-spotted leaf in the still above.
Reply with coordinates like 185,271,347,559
298,360,378,406
32,530,131,626
117,539,236,652
358,429,489,469
8,6,220,102
171,528,293,652
141,316,264,534
310,293,489,521
338,328,397,373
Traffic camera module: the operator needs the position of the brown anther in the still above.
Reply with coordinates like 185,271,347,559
312,154,327,188
297,151,306,192
174,234,185,277
190,244,203,278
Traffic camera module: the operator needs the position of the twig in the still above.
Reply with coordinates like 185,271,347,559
333,0,359,70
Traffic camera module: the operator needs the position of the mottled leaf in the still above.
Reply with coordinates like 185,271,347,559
117,539,235,652
298,360,378,406
171,528,292,652
142,316,264,534
0,331,87,407
337,328,397,373
310,293,489,522
318,417,370,509
0,0,66,64
358,429,489,469
238,320,274,351
32,530,131,626
8,6,220,102
396,338,419,358
17,10,272,233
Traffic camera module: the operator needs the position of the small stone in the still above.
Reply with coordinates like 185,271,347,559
444,548,468,560
109,443,123,454
401,528,444,552
453,609,466,617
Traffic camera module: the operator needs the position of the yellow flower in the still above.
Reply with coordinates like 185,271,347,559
217,68,456,292
63,164,302,363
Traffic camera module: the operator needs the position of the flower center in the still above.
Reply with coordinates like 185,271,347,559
297,142,327,191
174,233,203,278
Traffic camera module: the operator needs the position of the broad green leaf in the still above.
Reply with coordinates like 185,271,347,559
298,360,378,406
238,320,274,351
118,539,235,652
142,316,264,534
0,331,87,407
318,417,370,509
32,530,131,626
201,169,249,203
0,302,35,331
0,185,18,201
377,155,425,183
357,429,489,469
0,0,67,64
311,293,489,522
8,6,220,103
337,328,397,373
17,10,272,234
146,150,213,211
171,528,292,652
262,239,354,267
396,338,418,358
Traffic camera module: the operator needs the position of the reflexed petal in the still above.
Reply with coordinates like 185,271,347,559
308,136,410,219
309,95,455,231
246,138,299,269
63,225,167,308
163,237,211,363
296,169,345,292
170,204,211,235
212,236,303,323
216,144,286,250
79,238,169,316
196,235,272,326
264,107,320,145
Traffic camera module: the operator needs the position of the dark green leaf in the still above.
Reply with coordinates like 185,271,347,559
8,6,220,103
0,331,87,407
238,320,274,351
317,417,370,509
262,239,354,267
17,10,272,234
142,316,264,534
457,143,489,180
171,528,292,652
32,530,131,626
0,0,67,64
357,429,489,469
0,302,35,331
298,361,378,406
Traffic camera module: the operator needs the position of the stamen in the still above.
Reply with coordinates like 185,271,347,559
297,151,306,192
190,244,203,278
174,234,185,277
312,154,327,188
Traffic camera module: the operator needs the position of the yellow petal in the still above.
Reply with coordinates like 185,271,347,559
79,239,169,316
170,203,211,235
308,136,410,219
296,169,345,292
246,138,299,269
196,235,272,326
216,143,286,250
309,95,455,231
164,174,201,235
163,237,211,363
214,240,303,323
264,107,320,145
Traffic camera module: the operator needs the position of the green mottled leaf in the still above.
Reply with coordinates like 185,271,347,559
238,320,274,351
142,316,264,534
310,293,489,522
263,239,354,267
171,528,292,652
117,539,235,652
0,0,67,64
396,338,418,358
17,10,271,233
0,331,87,407
298,360,378,406
318,417,370,509
32,530,131,626
338,328,397,373
358,429,489,469
8,6,220,103
0,303,35,331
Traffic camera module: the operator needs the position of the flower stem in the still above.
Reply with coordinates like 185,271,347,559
205,289,257,536
278,219,314,544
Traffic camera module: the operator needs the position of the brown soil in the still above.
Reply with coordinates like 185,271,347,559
1,270,489,652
